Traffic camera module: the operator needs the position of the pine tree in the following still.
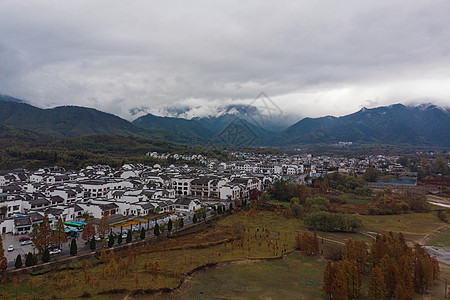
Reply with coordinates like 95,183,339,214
126,230,132,243
154,223,160,236
179,217,184,228
322,261,333,297
98,215,110,238
0,235,7,271
117,234,123,245
42,249,50,263
34,214,53,251
15,254,22,268
193,214,197,223
369,266,387,300
82,219,96,242
25,252,34,267
54,217,68,247
108,234,115,247
70,239,77,256
343,259,361,300
140,228,145,239
90,236,96,251
168,219,173,232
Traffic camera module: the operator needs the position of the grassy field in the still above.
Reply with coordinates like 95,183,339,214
155,254,328,300
1,210,447,299
359,212,445,242
428,228,450,247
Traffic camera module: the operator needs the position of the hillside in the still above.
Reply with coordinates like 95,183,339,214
0,98,195,143
272,104,450,147
133,113,213,141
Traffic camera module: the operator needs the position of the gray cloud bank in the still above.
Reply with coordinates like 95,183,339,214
1,0,450,121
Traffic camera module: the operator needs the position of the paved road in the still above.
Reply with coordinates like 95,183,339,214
2,210,211,269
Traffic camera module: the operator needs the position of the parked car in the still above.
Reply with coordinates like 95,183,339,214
19,237,30,242
21,240,32,246
7,245,14,252
49,249,61,255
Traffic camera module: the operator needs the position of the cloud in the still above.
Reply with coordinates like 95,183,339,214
0,0,449,121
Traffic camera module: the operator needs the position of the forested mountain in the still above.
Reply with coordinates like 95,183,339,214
272,104,450,147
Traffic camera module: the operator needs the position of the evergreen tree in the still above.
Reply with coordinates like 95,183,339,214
15,254,22,269
217,205,223,214
90,236,96,251
117,234,123,245
42,249,50,263
179,217,184,228
140,228,145,239
229,203,233,211
25,252,34,267
0,235,7,271
108,234,115,247
154,223,160,236
193,214,198,223
126,230,132,243
168,219,173,232
70,239,77,256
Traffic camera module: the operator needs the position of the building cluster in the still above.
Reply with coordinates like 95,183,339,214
0,150,409,235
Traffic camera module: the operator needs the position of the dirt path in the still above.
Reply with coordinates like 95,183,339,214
419,224,450,245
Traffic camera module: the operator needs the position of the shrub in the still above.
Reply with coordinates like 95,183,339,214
15,254,22,268
304,211,362,232
42,249,50,263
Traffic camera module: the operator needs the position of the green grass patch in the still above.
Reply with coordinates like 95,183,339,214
268,200,291,208
360,212,444,242
428,228,450,247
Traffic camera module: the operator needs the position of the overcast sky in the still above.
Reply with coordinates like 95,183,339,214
1,0,450,121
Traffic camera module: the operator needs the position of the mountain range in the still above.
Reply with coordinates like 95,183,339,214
0,95,449,148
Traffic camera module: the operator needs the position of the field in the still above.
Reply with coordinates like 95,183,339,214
156,254,327,300
428,228,450,247
1,210,448,299
359,212,445,242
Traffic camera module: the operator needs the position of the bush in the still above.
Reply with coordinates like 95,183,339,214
42,249,50,263
108,234,115,247
90,237,96,251
140,228,145,239
15,254,22,268
168,219,173,232
154,223,160,236
437,210,448,223
70,239,77,256
126,230,132,243
117,234,123,245
25,252,34,267
304,211,362,232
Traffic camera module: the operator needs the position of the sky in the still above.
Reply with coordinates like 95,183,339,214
1,0,450,123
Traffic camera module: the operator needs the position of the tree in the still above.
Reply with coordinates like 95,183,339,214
33,214,53,251
140,228,145,239
168,219,173,232
82,219,96,242
369,266,387,299
193,214,198,223
42,249,50,263
154,223,160,236
117,234,123,245
108,234,115,247
70,239,77,256
98,215,110,238
15,254,22,268
179,217,184,228
25,252,34,267
90,237,96,251
0,235,7,271
126,230,132,243
322,261,333,297
54,217,68,247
